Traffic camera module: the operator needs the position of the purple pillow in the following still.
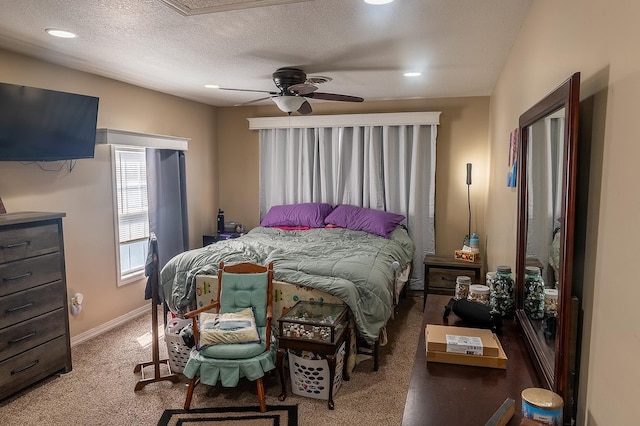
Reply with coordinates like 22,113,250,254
324,205,405,238
261,203,334,228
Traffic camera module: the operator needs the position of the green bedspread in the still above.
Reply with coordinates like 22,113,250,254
160,226,415,342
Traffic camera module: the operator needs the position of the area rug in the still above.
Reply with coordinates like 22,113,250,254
158,405,298,426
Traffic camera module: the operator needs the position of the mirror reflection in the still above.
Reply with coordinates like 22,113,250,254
523,108,565,364
525,108,565,291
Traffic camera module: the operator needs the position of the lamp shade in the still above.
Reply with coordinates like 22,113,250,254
272,95,305,113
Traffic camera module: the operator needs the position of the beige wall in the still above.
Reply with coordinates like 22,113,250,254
0,49,218,337
217,97,490,258
487,0,639,424
0,49,490,337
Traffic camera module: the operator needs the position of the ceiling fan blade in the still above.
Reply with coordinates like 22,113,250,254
297,100,312,115
219,87,279,95
236,96,273,106
303,92,364,102
288,83,318,95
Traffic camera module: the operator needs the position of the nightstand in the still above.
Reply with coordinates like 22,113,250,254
423,254,483,310
202,232,242,247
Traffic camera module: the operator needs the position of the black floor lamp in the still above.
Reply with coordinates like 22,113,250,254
466,163,472,243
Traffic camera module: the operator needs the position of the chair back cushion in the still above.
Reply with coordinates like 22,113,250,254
219,271,269,328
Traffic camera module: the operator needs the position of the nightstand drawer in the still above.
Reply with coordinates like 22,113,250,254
0,224,60,263
0,280,65,329
0,253,63,297
0,309,66,361
428,268,476,295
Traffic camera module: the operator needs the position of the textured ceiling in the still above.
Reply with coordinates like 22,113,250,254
0,0,532,109
160,0,314,15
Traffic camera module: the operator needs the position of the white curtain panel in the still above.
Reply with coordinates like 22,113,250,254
259,123,437,289
525,116,564,286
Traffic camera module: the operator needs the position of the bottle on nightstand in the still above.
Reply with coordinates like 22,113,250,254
217,209,224,233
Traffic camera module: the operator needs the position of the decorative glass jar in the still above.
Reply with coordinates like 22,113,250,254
523,266,545,320
467,284,490,305
489,265,515,318
486,271,496,290
455,276,472,300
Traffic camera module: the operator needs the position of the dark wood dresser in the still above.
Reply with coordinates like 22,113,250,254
402,294,542,425
0,212,71,400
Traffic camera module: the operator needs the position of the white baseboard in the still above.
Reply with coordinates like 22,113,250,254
70,305,151,347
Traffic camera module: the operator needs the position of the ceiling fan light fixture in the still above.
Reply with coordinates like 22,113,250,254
403,72,422,77
45,28,77,38
272,96,305,114
364,0,394,5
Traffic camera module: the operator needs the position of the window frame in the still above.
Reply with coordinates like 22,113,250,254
111,144,149,286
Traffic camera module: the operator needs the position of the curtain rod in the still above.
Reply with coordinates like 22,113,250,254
247,111,441,130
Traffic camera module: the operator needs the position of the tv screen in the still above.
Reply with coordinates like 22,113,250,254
0,82,99,161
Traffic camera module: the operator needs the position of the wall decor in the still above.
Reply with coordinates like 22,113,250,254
507,128,518,187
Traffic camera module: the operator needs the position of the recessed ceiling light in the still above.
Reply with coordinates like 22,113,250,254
403,72,422,77
365,0,394,4
45,28,77,39
204,84,220,89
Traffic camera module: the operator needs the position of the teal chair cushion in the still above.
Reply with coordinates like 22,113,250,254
183,327,276,387
199,326,269,359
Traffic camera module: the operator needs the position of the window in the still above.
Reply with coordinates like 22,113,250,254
113,146,149,285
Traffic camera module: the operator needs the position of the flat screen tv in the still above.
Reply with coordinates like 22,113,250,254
0,82,99,161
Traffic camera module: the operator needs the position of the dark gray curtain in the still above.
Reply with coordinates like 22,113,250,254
146,149,189,271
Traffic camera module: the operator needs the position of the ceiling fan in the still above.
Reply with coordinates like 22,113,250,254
218,67,364,115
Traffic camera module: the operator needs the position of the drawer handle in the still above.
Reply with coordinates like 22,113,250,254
11,359,39,375
6,302,34,313
1,240,31,249
441,276,456,282
3,272,33,282
8,331,37,344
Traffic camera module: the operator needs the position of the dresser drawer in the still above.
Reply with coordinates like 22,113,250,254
0,223,60,264
0,253,63,297
0,280,65,330
428,268,477,295
0,336,68,390
0,309,66,362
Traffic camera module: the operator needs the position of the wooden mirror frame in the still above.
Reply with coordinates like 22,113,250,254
515,72,580,417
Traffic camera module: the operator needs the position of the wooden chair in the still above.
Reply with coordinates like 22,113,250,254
183,261,275,412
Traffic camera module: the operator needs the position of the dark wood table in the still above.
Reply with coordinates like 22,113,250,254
402,295,542,426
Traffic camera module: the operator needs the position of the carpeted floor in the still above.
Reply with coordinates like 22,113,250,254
0,294,422,426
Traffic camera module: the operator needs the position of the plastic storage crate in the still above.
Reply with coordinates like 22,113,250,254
164,318,193,374
289,341,345,400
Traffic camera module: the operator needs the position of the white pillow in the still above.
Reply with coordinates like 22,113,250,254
199,307,260,345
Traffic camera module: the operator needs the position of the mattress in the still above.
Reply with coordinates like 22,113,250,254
160,226,415,343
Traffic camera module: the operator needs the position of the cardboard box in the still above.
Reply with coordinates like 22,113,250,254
425,325,508,369
454,250,481,263
426,324,499,357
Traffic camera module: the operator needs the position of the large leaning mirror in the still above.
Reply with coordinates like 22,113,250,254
516,72,580,423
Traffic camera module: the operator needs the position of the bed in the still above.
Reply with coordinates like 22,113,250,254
160,204,415,348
